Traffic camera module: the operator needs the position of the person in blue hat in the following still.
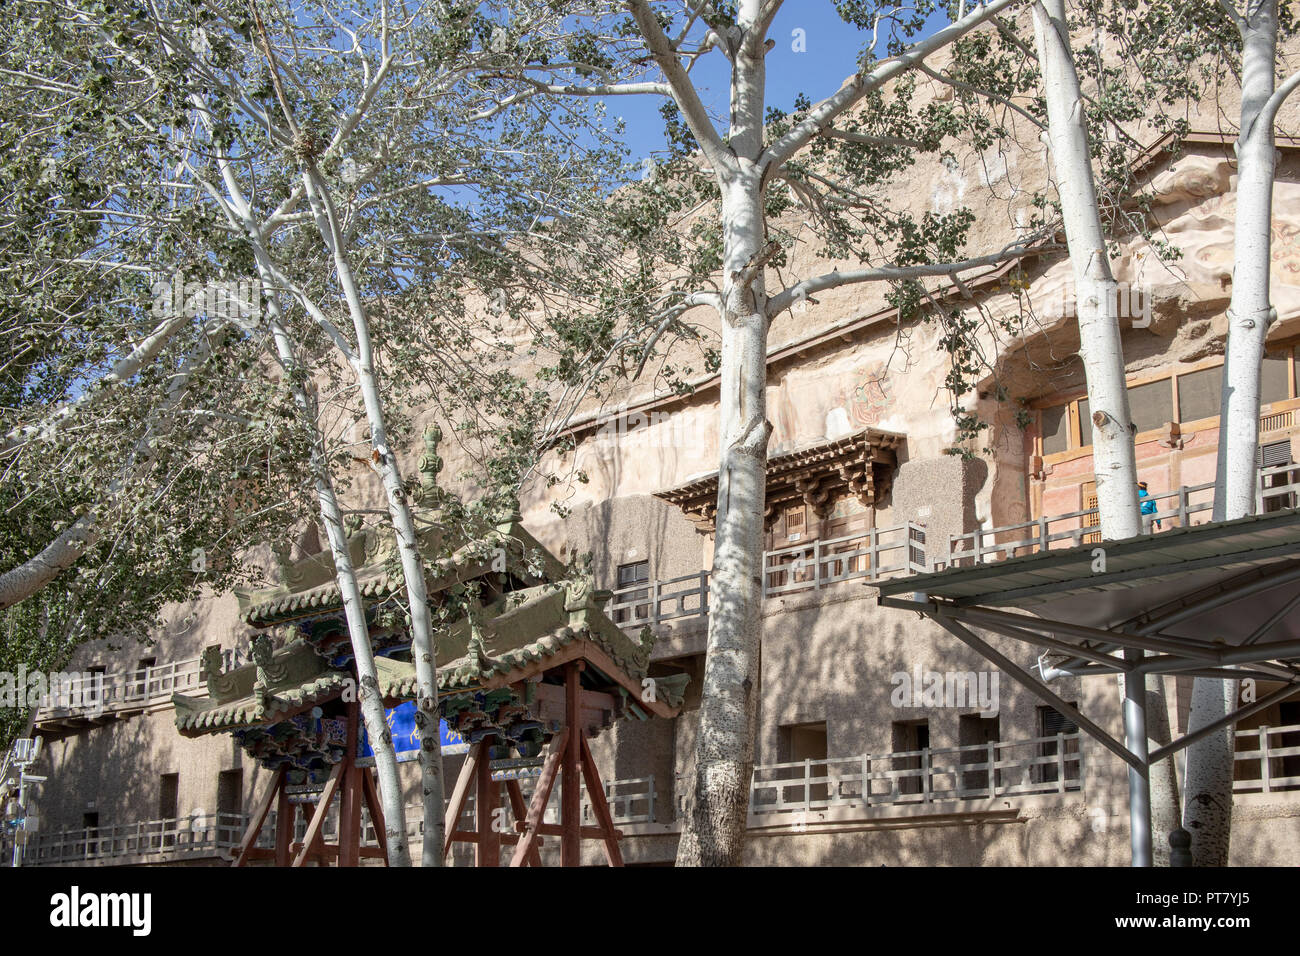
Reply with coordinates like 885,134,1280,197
1138,481,1161,529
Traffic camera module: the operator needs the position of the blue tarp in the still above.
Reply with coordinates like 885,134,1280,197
357,701,465,765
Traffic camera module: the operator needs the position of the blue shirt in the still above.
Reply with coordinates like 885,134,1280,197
1139,488,1157,516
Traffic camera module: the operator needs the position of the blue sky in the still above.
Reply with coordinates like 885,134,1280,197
610,6,952,168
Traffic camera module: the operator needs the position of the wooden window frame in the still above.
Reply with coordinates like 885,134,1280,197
1032,342,1300,466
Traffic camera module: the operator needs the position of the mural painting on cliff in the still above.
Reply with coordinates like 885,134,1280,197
843,361,892,427
772,358,895,450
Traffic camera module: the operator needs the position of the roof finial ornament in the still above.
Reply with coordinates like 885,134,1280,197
415,423,443,506
200,645,238,699
251,634,287,687
271,541,302,587
467,602,493,669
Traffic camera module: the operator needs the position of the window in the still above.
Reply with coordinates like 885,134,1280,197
784,504,806,541
613,560,650,624
1041,404,1070,455
1263,351,1291,405
160,773,180,847
779,722,829,802
959,715,1000,794
1075,397,1091,448
892,720,930,796
1037,705,1080,784
1038,348,1299,457
160,773,179,819
1128,379,1174,434
217,769,242,818
1178,366,1221,423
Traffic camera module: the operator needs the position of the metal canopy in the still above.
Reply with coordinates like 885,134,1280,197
876,508,1300,611
875,508,1300,868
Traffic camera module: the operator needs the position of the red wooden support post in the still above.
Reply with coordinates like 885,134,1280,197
509,728,567,867
504,779,543,867
562,661,585,867
579,732,624,867
293,759,344,867
476,735,500,867
443,742,481,860
359,768,389,865
232,766,284,867
338,701,361,867
274,773,293,867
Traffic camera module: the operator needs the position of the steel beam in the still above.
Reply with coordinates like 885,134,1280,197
926,614,1144,773
1149,681,1300,764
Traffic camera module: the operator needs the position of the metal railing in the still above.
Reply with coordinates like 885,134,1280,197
1233,722,1300,794
746,733,1083,820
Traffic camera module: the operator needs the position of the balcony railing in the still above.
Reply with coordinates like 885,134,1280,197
1233,722,1300,794
33,657,204,724
610,463,1300,628
15,723,1299,864
746,733,1083,821
607,522,929,628
11,812,249,866
32,466,1300,720
449,774,657,836
8,773,659,866
947,462,1300,568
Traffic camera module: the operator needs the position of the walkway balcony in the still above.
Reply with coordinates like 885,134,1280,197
608,462,1300,629
32,657,204,731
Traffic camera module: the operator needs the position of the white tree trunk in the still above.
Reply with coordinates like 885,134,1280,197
1182,676,1237,866
259,285,415,867
1213,0,1279,525
1033,0,1183,865
677,1,771,867
1186,0,1284,868
301,168,447,866
1032,0,1140,540
676,172,771,868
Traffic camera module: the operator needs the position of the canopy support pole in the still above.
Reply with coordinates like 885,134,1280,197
1122,648,1152,868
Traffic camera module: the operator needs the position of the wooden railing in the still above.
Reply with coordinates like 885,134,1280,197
607,522,929,628
746,733,1083,820
611,464,1300,626
11,774,659,866
33,657,204,723
1233,722,1300,794
946,463,1300,569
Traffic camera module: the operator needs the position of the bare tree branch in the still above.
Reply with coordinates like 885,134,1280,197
765,238,1052,317
760,0,1022,173
626,0,736,174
